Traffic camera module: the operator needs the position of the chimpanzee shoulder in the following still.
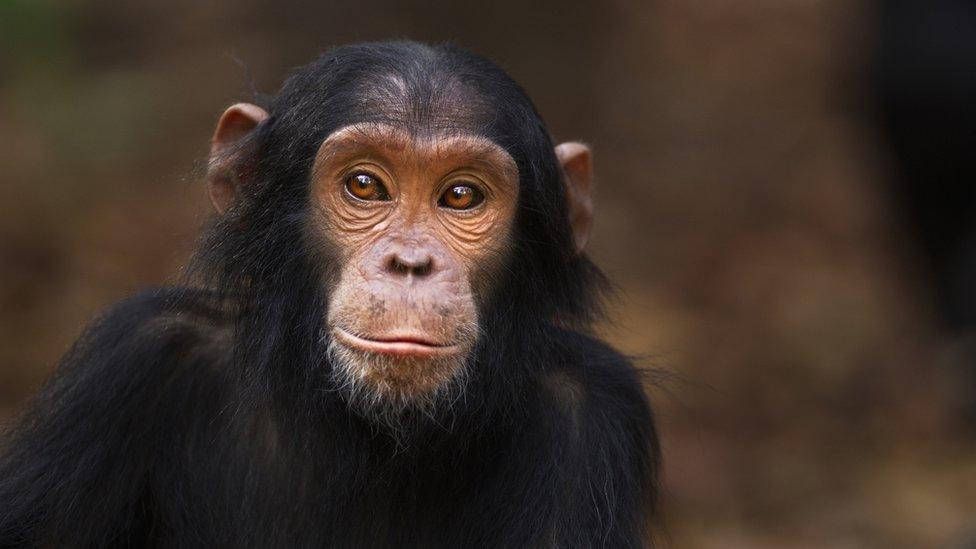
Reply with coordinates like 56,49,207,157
0,287,235,546
35,287,231,386
534,324,658,477
521,326,659,545
539,325,653,421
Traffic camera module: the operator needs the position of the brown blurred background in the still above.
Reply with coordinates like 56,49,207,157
2,1,975,547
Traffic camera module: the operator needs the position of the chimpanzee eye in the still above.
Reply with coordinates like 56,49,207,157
439,184,484,210
345,173,391,201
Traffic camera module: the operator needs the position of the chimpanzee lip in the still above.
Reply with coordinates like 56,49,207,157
333,327,461,358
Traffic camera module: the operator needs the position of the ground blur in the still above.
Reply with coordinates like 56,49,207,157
1,1,974,547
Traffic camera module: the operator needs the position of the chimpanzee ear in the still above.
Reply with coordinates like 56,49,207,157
555,142,594,254
208,103,269,215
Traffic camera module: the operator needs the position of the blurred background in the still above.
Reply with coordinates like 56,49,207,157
1,0,975,546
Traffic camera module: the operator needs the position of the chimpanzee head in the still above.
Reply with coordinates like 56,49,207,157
202,41,603,419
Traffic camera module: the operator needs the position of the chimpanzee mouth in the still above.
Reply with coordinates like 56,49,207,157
333,327,462,358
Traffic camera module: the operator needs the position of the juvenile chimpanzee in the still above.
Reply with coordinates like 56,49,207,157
0,41,659,547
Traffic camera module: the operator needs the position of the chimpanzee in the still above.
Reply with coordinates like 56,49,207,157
0,41,659,547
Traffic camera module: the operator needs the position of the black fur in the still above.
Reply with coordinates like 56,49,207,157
0,41,659,547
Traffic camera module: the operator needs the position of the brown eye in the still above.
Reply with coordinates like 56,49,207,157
439,184,484,210
345,173,390,201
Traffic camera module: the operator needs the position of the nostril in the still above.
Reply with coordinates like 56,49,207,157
387,256,409,275
387,254,434,277
413,260,432,277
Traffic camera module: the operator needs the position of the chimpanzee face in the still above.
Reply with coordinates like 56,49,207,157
208,94,592,417
308,123,519,409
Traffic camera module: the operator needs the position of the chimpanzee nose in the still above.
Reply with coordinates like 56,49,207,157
384,248,434,278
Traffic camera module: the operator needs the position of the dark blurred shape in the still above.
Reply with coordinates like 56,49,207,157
872,0,976,328
871,0,976,427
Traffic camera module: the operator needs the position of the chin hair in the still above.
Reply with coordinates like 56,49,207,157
325,335,473,435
